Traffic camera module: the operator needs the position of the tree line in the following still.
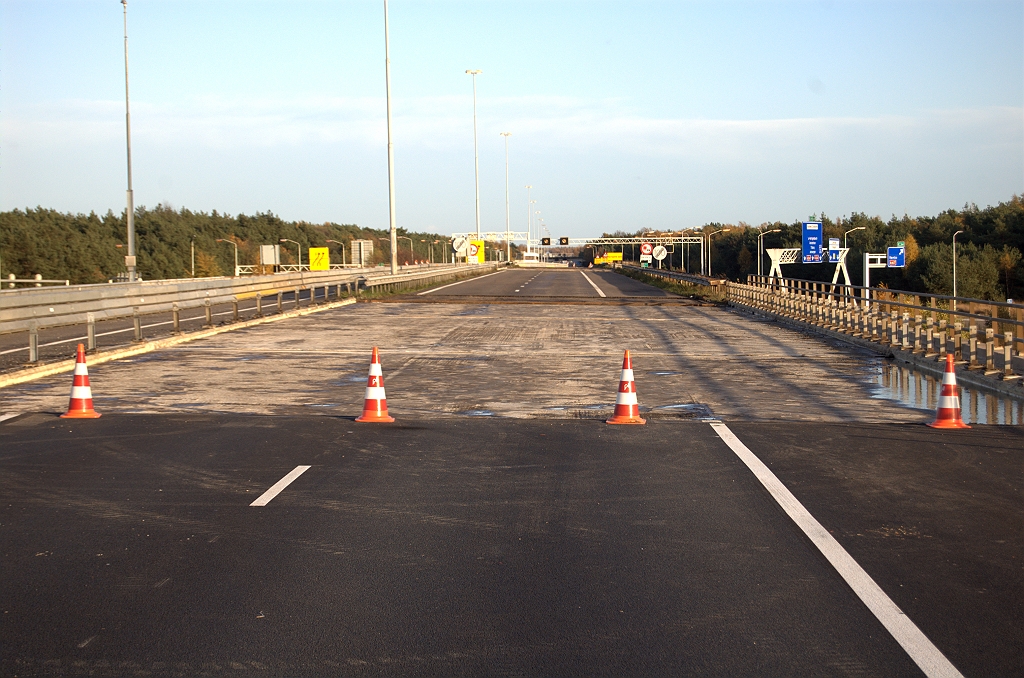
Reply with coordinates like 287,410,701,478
0,205,454,284
602,196,1024,301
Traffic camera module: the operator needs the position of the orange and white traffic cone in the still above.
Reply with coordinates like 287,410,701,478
606,349,646,425
61,343,101,419
927,354,970,429
355,347,395,423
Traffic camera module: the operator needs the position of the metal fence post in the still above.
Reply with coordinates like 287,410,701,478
901,313,910,350
937,319,947,358
255,292,263,317
204,298,213,327
86,312,97,351
984,328,996,373
968,325,980,368
277,291,283,313
172,303,181,334
28,324,39,363
1004,331,1020,378
295,287,301,309
133,308,143,342
232,298,239,322
953,322,963,361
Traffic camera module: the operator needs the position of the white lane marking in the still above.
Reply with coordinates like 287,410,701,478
416,270,505,295
0,413,20,423
708,421,962,678
579,271,607,297
250,465,311,506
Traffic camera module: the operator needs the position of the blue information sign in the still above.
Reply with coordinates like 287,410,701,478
887,246,905,268
802,222,823,263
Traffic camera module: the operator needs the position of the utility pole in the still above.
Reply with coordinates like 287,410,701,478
500,132,511,263
466,69,482,238
384,0,398,274
121,0,137,282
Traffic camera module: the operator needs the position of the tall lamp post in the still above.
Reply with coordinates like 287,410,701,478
466,69,482,238
190,234,196,278
757,229,780,277
952,230,964,311
326,239,346,267
280,238,301,269
706,228,730,277
398,236,414,264
525,185,534,256
216,239,239,276
121,0,137,282
383,0,399,274
843,226,866,249
500,132,512,263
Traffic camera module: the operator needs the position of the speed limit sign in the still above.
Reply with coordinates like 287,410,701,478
640,242,654,256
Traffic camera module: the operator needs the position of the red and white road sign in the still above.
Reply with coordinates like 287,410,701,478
640,242,654,256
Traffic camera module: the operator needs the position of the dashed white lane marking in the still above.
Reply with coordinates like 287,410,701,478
416,269,505,295
250,465,312,507
708,421,962,678
0,413,20,423
579,271,607,297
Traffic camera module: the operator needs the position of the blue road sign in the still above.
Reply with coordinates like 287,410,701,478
802,222,823,263
828,238,840,263
887,246,905,268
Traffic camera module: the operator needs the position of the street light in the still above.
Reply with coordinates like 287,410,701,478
466,69,482,238
706,228,730,277
398,236,413,264
326,239,346,266
500,132,512,263
757,229,780,277
384,0,398,274
190,234,196,278
843,226,866,249
525,185,534,255
216,239,239,276
121,0,137,282
279,238,301,269
953,230,964,311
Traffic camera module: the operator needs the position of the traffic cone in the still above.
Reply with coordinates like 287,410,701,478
355,347,395,423
61,343,101,419
927,354,970,429
607,350,646,425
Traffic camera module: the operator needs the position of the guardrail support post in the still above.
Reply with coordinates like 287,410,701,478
968,324,980,369
953,322,963,361
924,317,936,356
172,304,181,334
87,312,97,351
937,319,947,358
277,292,283,313
133,308,143,342
912,315,923,353
295,287,301,309
255,293,263,317
1004,332,1020,379
984,328,997,374
204,298,213,327
28,325,39,363
901,313,910,350
232,298,239,322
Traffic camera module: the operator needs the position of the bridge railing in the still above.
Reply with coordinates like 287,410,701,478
729,275,1024,379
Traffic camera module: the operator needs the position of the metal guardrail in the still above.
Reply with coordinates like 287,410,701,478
0,263,497,336
730,275,1024,379
4,274,70,288
622,265,725,287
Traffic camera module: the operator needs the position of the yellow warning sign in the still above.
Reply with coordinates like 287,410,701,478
308,247,330,271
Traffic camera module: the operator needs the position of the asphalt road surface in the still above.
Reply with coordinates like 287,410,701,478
415,268,681,300
2,414,1020,677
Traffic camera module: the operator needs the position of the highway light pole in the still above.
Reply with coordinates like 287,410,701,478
757,229,780,277
843,226,866,249
952,230,964,311
121,0,137,282
466,69,482,239
500,132,511,263
398,236,413,263
216,239,239,276
706,228,730,277
384,0,399,274
525,185,534,256
326,239,346,266
280,239,301,269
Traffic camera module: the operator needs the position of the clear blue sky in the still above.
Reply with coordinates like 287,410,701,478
2,1,1022,238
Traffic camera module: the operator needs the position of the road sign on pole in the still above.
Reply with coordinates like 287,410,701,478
640,242,654,256
802,222,823,263
887,246,905,268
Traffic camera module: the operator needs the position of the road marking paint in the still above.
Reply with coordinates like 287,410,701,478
250,465,311,506
579,271,607,297
708,421,962,678
416,270,505,295
0,413,20,423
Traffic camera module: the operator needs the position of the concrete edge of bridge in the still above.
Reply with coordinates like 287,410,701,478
0,298,358,390
730,300,1024,404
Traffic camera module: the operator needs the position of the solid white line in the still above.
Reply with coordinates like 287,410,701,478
249,465,311,507
579,271,607,297
416,270,505,295
708,421,962,678
0,413,20,423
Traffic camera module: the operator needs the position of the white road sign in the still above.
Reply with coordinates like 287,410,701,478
652,245,668,261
